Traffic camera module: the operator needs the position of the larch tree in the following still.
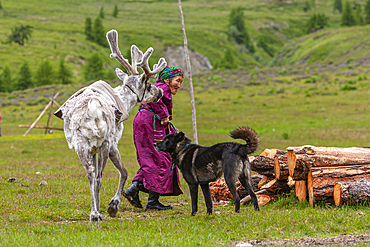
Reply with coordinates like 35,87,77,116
35,60,55,86
113,4,118,18
365,0,370,24
16,62,33,90
228,6,254,53
93,16,107,47
85,17,94,41
333,0,343,13
341,1,356,26
84,52,105,82
57,58,73,85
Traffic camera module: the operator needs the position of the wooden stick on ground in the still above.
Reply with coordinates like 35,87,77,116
240,189,267,205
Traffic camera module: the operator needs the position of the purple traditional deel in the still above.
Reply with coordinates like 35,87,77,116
132,82,183,196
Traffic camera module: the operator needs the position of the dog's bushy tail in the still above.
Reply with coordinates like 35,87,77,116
230,127,260,154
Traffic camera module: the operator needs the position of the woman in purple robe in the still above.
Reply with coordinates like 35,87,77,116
123,66,184,210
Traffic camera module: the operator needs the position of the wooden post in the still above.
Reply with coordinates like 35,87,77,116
23,101,52,136
23,92,60,136
178,0,198,144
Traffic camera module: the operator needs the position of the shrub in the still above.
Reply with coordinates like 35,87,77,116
6,25,33,46
305,13,329,33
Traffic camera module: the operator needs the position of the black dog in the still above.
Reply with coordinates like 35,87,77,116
154,127,260,215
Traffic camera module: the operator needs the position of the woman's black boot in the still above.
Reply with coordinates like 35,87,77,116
145,191,173,211
123,180,143,208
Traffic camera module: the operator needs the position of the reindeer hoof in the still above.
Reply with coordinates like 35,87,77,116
108,199,119,217
90,213,102,223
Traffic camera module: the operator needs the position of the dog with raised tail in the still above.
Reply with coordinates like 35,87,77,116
154,127,260,215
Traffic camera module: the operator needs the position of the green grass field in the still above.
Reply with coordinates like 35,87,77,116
1,0,370,245
1,0,368,84
1,59,370,245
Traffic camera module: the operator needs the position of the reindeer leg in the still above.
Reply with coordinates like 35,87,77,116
96,141,110,213
77,146,102,222
107,145,128,217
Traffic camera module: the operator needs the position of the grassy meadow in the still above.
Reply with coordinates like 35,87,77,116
0,0,367,83
1,0,370,246
1,59,370,245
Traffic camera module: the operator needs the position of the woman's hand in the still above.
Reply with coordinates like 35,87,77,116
161,118,170,125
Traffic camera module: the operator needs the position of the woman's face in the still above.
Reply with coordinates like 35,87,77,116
165,75,183,95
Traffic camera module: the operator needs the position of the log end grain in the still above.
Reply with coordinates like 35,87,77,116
333,182,342,207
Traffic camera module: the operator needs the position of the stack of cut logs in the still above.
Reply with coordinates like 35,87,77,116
209,146,370,207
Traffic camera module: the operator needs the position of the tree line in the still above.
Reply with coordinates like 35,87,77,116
2,1,370,91
0,51,117,93
0,59,72,93
306,0,370,33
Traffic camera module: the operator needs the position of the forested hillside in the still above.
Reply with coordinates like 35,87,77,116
0,0,369,92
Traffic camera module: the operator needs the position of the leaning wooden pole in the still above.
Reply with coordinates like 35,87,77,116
178,0,198,144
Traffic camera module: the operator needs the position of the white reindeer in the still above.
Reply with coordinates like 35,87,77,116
54,29,166,222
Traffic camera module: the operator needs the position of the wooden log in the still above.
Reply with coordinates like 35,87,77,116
292,145,370,158
257,194,274,206
250,155,275,178
19,125,64,131
287,146,370,181
209,174,264,202
274,155,289,180
260,178,291,194
334,179,370,206
307,165,370,207
295,180,307,202
259,148,286,159
258,175,269,189
240,190,275,207
240,189,267,205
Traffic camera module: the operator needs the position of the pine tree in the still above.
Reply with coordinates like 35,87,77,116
113,4,118,18
354,5,364,25
0,64,13,92
84,52,105,82
341,1,356,26
306,13,329,33
333,0,343,13
57,58,73,85
366,0,370,24
93,16,107,47
223,48,235,69
99,6,104,19
0,76,3,93
228,6,254,53
303,1,311,12
35,60,54,86
84,17,94,41
1,65,12,92
16,62,33,90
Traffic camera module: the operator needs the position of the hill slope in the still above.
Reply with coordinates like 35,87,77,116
0,0,368,86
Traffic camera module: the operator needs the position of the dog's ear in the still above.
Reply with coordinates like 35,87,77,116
177,131,185,141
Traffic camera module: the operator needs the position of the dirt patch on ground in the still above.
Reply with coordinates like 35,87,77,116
239,234,370,246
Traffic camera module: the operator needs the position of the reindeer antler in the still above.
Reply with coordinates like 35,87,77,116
106,29,138,75
137,48,167,79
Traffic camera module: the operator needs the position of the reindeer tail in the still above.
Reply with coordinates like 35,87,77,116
230,127,260,154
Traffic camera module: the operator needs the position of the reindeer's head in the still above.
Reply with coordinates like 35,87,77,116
106,30,165,104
